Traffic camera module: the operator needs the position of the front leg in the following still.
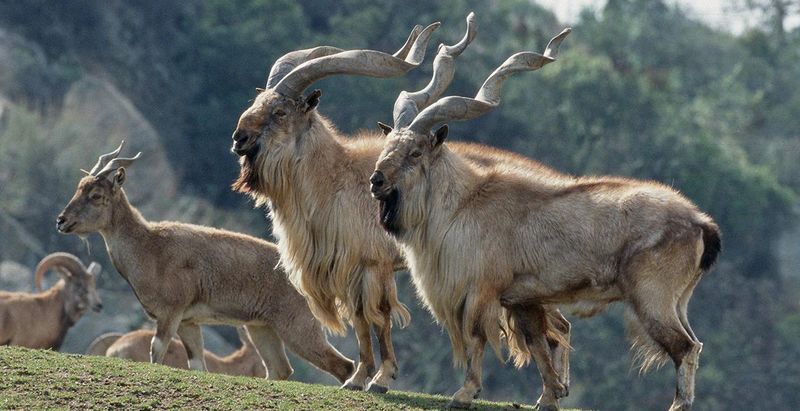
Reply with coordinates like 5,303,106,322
341,313,375,391
177,322,207,371
367,304,397,393
448,332,486,409
151,315,181,364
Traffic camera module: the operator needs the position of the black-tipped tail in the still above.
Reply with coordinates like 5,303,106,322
699,221,721,271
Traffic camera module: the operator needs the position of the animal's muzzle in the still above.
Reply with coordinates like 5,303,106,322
231,130,256,156
56,214,74,233
370,171,390,199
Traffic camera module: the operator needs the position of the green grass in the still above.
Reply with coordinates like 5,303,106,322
0,347,580,410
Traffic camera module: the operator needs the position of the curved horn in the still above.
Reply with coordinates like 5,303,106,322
393,24,424,59
35,252,87,292
88,141,125,175
409,28,571,134
274,22,440,97
94,152,142,180
266,46,345,88
392,12,477,128
266,24,423,89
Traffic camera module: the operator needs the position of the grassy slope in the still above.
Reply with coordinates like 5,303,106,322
0,347,580,410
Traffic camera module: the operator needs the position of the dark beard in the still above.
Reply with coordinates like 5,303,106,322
378,188,401,235
231,145,261,194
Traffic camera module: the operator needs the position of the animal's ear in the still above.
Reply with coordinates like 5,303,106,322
255,87,265,94
87,262,102,277
377,122,393,136
433,124,448,147
304,89,322,112
112,168,126,190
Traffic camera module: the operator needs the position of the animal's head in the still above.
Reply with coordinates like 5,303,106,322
231,22,441,195
57,141,140,236
35,252,103,322
372,27,571,234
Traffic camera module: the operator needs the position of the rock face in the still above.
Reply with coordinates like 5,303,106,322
0,25,262,357
55,75,178,208
0,261,33,292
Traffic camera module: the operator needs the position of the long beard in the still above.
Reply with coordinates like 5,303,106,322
378,188,401,236
231,146,261,195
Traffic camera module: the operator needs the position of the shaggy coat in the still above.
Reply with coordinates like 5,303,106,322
234,108,572,389
373,130,720,410
230,17,569,391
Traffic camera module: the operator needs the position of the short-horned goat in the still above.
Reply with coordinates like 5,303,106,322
91,327,266,378
57,143,354,382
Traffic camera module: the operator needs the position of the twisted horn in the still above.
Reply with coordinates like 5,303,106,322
274,22,440,97
267,47,345,88
266,24,423,88
35,252,87,292
94,152,141,180
88,141,124,175
392,12,477,129
408,28,571,135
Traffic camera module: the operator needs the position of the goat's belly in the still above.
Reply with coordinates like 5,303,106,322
180,304,254,326
501,273,623,307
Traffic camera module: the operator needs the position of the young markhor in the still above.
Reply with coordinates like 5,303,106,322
57,142,354,383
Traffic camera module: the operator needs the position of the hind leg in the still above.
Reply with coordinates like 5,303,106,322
177,322,207,371
278,316,355,384
677,272,703,342
246,324,293,380
545,307,571,390
519,305,568,411
625,237,705,410
632,300,701,411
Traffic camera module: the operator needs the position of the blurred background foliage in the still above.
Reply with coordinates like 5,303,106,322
0,0,798,409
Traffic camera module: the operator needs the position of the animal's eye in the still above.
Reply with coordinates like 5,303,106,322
273,109,286,118
411,150,422,158
90,193,102,201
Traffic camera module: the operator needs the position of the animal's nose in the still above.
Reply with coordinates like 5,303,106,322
370,171,385,188
56,215,66,227
232,129,248,142
94,302,103,311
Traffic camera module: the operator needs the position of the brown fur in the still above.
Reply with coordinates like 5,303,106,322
102,328,266,378
232,89,571,390
86,332,123,356
0,253,102,350
58,169,354,383
374,127,721,409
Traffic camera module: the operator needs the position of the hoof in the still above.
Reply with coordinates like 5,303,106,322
554,382,568,399
535,404,559,411
366,383,388,394
446,399,472,409
341,382,364,391
559,385,569,398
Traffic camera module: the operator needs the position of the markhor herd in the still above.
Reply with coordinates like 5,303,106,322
0,13,720,411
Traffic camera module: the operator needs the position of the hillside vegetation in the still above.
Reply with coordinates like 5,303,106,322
0,1,799,409
0,347,577,410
